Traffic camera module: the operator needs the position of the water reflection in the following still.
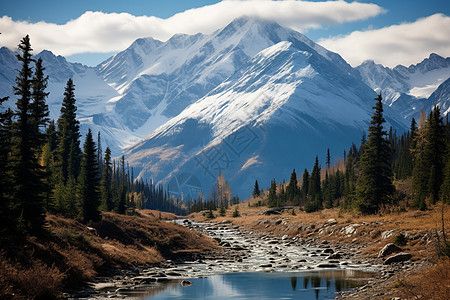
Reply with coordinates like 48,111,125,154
143,270,374,300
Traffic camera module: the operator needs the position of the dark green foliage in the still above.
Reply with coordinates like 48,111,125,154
10,35,48,234
356,94,394,214
0,96,13,233
219,205,226,217
252,179,260,197
77,129,101,224
267,179,278,207
206,209,215,219
301,168,309,201
232,206,240,217
412,107,446,207
100,147,113,211
425,107,446,204
286,169,299,205
55,78,81,183
394,233,408,246
308,156,322,201
30,58,50,151
116,155,127,214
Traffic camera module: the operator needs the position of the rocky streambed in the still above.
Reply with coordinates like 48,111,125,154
69,219,422,299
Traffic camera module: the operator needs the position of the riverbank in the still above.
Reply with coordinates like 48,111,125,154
0,211,217,299
190,204,450,299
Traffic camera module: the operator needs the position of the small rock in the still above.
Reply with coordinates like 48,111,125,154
325,219,337,225
259,264,273,268
181,280,192,286
378,243,402,258
381,230,395,239
384,252,412,265
317,263,338,268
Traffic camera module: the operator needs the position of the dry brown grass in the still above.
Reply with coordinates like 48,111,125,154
0,211,216,299
0,253,65,300
394,258,450,299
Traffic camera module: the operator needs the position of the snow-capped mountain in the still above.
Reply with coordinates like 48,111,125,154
356,53,450,119
1,17,448,198
122,34,405,198
95,17,353,136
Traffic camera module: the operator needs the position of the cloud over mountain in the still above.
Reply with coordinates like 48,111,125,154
319,13,450,68
0,0,384,57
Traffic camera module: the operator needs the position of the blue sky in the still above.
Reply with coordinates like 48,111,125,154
1,0,449,67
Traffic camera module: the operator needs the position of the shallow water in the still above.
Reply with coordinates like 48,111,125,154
143,269,374,300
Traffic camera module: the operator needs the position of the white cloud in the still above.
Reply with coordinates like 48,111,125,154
319,13,450,67
0,0,383,56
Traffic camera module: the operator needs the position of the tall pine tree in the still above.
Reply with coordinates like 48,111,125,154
252,179,260,197
78,129,101,224
356,94,394,214
286,169,299,205
11,35,47,233
100,147,113,211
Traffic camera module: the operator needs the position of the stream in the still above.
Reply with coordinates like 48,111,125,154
87,220,379,299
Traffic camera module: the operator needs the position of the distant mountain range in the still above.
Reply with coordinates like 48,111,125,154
1,17,449,198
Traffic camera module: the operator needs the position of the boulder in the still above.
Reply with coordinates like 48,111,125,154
378,243,402,258
384,252,412,265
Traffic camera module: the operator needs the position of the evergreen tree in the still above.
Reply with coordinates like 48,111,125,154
30,58,50,151
55,78,81,183
100,147,113,211
252,179,260,197
77,129,101,224
305,156,322,212
0,96,13,233
309,156,322,200
97,131,103,174
286,169,299,205
10,35,47,234
117,155,127,214
424,106,446,204
301,168,309,202
356,94,394,214
267,179,277,207
440,119,450,203
326,148,331,169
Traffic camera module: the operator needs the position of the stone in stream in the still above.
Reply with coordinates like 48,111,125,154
384,252,412,264
181,280,192,286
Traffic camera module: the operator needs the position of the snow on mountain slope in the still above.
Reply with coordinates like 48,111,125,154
426,77,450,115
96,17,354,136
124,40,403,198
356,53,450,118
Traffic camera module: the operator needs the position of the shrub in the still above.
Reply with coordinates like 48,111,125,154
394,233,408,246
232,207,240,218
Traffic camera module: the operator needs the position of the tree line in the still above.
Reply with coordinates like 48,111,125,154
256,94,449,214
0,36,184,236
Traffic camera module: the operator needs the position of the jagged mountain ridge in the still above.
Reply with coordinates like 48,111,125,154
95,17,354,135
356,53,450,119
